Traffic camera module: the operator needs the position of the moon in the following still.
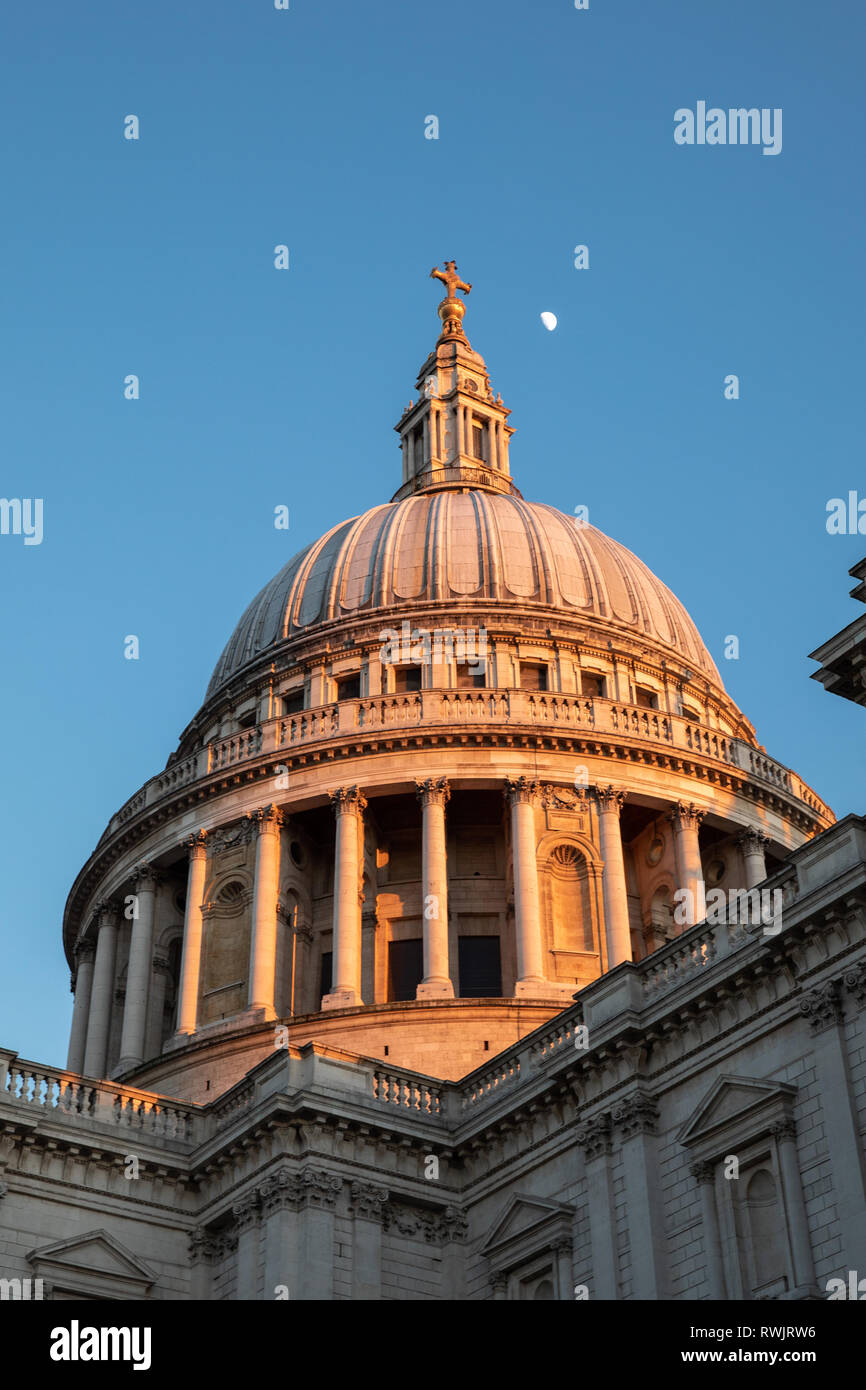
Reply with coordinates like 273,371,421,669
540,311,557,331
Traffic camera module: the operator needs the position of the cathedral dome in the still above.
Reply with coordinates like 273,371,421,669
206,496,721,703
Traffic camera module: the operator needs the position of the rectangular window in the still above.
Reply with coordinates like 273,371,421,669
458,936,502,997
319,951,332,1001
472,422,485,460
581,673,604,698
388,939,423,1002
336,674,360,702
520,662,547,692
456,664,486,690
634,686,658,710
682,706,701,724
282,690,305,715
394,665,422,693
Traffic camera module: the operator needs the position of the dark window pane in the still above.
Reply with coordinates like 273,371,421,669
520,663,547,692
456,665,486,690
319,951,332,1001
635,687,657,710
581,673,604,698
283,691,304,715
337,675,360,702
394,665,422,693
458,936,502,998
389,939,423,1002
472,424,484,459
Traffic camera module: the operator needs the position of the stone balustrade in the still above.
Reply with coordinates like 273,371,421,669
0,1053,200,1144
372,1067,442,1116
94,691,831,853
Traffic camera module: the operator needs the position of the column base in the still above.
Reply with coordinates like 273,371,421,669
321,988,362,1010
416,979,455,1000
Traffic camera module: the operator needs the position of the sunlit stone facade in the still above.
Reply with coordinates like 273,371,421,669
1,274,861,1303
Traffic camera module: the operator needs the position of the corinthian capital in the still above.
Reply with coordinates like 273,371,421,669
737,827,770,853
506,776,540,807
247,803,284,836
416,777,450,808
595,785,626,814
132,861,160,891
668,801,706,832
329,786,367,816
184,829,208,857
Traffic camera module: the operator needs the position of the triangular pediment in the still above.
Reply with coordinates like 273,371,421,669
678,1074,797,1148
481,1193,574,1262
28,1230,156,1299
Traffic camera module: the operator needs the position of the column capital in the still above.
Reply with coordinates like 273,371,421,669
668,801,706,831
689,1159,716,1184
737,826,770,852
152,953,173,977
594,785,627,814
575,1112,613,1161
184,829,208,858
132,861,160,891
768,1118,797,1142
247,804,284,835
506,776,540,807
416,776,450,808
93,898,121,927
74,939,96,965
350,1181,390,1220
330,785,367,815
799,979,844,1033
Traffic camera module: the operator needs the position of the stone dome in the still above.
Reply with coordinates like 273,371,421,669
206,494,721,702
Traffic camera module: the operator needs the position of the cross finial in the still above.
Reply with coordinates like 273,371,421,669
430,260,472,337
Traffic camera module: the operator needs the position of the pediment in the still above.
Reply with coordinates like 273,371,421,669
678,1074,797,1150
480,1193,574,1271
28,1230,156,1300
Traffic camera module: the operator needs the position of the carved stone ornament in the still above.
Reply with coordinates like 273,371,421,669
611,1092,659,1140
798,979,844,1033
329,786,367,816
575,1112,612,1161
506,776,540,806
595,785,627,815
541,784,586,811
350,1181,390,1219
246,804,284,836
416,777,450,808
668,802,706,832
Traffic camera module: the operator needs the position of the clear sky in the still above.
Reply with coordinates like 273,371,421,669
1,0,864,1067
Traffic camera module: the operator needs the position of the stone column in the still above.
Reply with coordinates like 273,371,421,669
297,1169,342,1299
595,786,631,968
440,1207,468,1298
668,802,706,927
575,1113,618,1299
232,1193,262,1300
260,1168,300,1299
416,778,454,999
771,1119,815,1292
247,806,283,1019
553,1238,573,1301
176,831,207,1037
610,1092,671,1299
506,778,546,994
799,980,866,1271
83,901,119,1078
146,953,171,1060
118,864,158,1071
690,1161,727,1299
66,942,95,1073
323,787,366,1009
350,1182,389,1299
188,1229,220,1300
738,827,769,888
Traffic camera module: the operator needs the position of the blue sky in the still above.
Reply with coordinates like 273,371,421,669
1,0,864,1067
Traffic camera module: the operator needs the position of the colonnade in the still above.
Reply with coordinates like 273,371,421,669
66,783,769,1078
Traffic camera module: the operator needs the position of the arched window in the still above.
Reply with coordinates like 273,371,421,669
745,1167,788,1294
